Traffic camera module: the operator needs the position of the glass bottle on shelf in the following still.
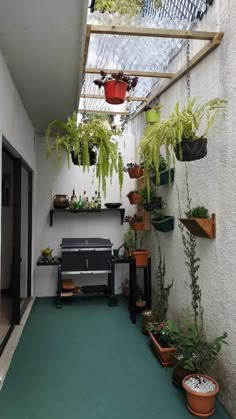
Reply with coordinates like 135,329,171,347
69,188,77,209
91,196,95,209
83,191,87,208
77,195,83,209
84,197,89,210
94,191,98,208
97,191,102,209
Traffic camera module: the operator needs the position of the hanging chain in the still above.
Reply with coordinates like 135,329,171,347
186,40,191,99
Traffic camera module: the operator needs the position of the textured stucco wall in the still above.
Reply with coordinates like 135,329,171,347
130,1,236,417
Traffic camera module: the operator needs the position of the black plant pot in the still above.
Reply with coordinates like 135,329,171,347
71,149,97,166
151,216,175,232
143,197,162,212
150,168,175,186
174,138,207,162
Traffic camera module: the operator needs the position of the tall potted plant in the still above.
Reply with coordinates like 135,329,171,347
45,112,124,195
94,71,138,105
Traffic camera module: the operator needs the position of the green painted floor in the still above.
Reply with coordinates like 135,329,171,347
0,298,230,419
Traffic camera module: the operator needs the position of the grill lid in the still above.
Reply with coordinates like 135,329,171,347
61,238,112,248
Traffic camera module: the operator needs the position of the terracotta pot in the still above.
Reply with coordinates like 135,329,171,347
122,283,129,297
148,331,176,367
128,166,144,179
127,192,142,205
131,250,148,267
182,374,219,417
129,221,145,231
104,80,128,104
136,300,146,308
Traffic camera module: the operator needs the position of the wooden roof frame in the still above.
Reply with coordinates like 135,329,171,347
81,24,224,115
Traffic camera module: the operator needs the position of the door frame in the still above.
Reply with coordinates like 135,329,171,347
2,139,33,325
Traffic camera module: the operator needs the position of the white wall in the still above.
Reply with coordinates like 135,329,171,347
131,1,236,417
34,127,137,296
0,49,36,294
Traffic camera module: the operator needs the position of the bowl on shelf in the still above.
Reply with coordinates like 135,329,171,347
105,203,122,209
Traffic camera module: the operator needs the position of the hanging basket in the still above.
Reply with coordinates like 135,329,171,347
71,148,97,166
127,166,144,179
104,80,128,105
174,138,207,162
145,109,160,124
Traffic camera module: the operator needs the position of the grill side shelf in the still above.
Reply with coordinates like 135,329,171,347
49,208,125,226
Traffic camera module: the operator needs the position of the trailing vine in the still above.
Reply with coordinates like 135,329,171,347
154,231,174,321
177,165,203,332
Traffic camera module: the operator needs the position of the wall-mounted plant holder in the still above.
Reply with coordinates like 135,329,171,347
179,213,216,239
151,216,175,233
150,168,175,186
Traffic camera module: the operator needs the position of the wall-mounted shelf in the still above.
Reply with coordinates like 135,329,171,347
179,213,216,239
49,208,125,227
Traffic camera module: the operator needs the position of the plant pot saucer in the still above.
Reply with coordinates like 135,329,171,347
187,405,215,417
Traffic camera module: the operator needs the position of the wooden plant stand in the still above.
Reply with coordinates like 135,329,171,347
179,213,216,239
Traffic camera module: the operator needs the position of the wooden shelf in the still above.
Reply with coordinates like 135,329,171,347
49,208,125,226
179,213,216,239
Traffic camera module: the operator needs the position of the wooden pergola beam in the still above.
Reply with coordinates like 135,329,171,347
89,24,224,41
78,109,129,116
85,68,175,79
81,94,147,102
134,34,224,117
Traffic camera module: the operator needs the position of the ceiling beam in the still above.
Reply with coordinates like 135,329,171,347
81,94,147,102
89,25,224,41
85,68,175,79
134,34,224,117
78,109,129,116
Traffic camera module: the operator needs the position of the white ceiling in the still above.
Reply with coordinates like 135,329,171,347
0,0,88,131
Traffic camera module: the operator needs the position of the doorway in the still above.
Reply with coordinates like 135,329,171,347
0,142,33,351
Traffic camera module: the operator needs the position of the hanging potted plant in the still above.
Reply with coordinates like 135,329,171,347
125,214,145,231
144,104,162,124
124,163,144,179
138,98,225,197
94,71,138,105
151,209,174,232
127,190,143,205
45,112,124,196
170,98,226,161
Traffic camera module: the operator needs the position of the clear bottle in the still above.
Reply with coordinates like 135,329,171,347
70,188,77,209
94,191,98,208
91,196,95,209
77,195,83,209
84,197,89,210
97,191,102,209
83,191,87,208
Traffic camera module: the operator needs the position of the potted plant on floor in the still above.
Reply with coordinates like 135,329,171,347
45,112,124,195
174,313,227,416
151,209,175,232
124,162,144,179
93,71,138,105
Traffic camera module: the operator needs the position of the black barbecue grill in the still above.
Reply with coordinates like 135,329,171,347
59,237,117,306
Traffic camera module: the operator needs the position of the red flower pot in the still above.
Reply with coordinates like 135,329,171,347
104,80,128,104
127,192,142,205
128,166,144,179
131,250,148,266
182,374,219,417
149,332,176,367
129,222,145,231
